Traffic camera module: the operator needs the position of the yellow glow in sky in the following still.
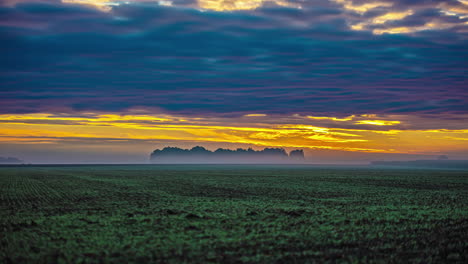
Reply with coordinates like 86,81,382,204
307,115,355,122
350,10,414,33
334,0,467,34
332,0,392,14
62,0,114,11
244,114,267,117
355,120,401,126
197,0,300,11
372,10,414,24
1,113,467,156
372,21,456,35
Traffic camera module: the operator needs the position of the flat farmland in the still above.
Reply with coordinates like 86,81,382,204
1,165,467,263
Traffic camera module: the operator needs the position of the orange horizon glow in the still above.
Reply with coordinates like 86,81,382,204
1,112,467,156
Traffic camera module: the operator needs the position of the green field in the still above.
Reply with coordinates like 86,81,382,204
1,165,467,263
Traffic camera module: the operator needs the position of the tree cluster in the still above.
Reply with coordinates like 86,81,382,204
150,146,304,163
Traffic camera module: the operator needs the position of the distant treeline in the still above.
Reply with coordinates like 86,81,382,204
150,146,305,164
0,157,23,164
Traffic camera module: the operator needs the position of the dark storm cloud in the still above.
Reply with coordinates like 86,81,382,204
0,1,467,117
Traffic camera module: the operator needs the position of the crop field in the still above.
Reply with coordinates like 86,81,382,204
1,165,467,263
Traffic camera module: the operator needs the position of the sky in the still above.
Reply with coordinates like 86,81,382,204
0,0,467,164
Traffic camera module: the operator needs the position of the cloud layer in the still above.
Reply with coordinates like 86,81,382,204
0,0,467,118
1,0,468,163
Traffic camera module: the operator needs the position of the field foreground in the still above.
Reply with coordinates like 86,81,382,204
1,165,467,263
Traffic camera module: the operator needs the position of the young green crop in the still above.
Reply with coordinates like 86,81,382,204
1,165,467,263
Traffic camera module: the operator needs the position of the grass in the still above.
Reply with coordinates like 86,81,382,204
1,165,467,263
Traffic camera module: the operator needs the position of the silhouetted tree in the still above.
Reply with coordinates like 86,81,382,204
290,150,305,159
0,157,23,164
